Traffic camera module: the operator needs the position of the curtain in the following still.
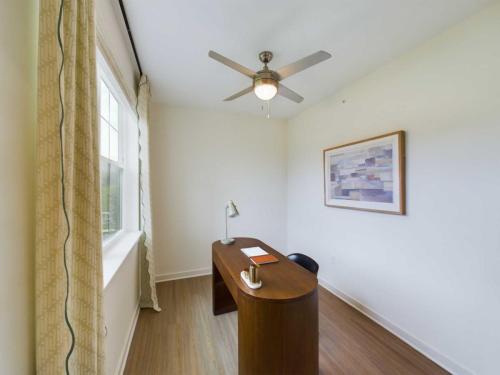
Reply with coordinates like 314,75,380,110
36,0,104,373
137,75,161,311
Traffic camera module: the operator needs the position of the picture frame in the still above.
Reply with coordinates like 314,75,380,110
323,131,406,215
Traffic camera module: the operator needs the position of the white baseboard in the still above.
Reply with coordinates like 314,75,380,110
156,267,212,283
115,305,140,375
318,277,472,375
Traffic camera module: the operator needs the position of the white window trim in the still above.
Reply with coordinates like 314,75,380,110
102,229,125,250
103,230,142,289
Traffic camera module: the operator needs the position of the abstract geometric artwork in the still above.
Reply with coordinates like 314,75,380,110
323,131,405,214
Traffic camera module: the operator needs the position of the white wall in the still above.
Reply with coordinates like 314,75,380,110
103,244,140,375
150,106,287,279
0,1,36,374
287,3,500,375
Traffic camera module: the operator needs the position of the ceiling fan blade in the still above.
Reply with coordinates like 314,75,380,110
224,86,254,101
209,50,255,78
278,84,304,103
276,51,332,80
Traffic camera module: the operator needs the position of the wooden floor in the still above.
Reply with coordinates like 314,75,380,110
124,276,448,375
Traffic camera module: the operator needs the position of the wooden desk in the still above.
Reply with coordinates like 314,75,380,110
212,237,318,375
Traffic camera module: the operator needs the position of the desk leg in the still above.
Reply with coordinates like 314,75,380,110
212,261,237,315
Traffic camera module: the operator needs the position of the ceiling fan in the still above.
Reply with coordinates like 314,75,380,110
208,50,332,103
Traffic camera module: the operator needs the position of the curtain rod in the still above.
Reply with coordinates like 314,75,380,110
118,0,143,76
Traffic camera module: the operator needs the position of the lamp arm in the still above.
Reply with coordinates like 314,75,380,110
225,206,228,240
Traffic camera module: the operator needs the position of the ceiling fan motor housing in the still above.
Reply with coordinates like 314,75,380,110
253,69,280,89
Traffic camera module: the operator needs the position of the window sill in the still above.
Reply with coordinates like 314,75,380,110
103,230,142,289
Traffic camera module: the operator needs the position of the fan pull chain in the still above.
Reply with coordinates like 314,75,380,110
266,100,270,119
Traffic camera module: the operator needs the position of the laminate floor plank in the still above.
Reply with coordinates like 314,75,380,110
124,276,448,375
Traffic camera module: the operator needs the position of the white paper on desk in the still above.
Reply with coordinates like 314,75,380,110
240,247,268,257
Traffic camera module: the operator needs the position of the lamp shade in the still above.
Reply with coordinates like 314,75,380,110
226,200,239,218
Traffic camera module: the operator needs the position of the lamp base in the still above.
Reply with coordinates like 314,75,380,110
221,238,235,245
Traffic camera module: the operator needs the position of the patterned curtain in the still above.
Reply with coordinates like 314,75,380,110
137,76,161,311
36,0,104,373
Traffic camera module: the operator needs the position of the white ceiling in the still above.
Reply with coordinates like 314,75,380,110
124,0,491,118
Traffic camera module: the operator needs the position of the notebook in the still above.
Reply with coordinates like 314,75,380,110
250,254,279,265
241,247,279,265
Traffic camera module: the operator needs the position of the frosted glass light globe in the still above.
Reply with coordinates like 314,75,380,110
254,80,278,101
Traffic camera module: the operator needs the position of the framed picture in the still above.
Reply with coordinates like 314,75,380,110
323,131,405,215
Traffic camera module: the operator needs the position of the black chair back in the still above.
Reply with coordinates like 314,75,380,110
287,253,319,275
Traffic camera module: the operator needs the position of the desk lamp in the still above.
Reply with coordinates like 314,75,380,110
221,200,239,245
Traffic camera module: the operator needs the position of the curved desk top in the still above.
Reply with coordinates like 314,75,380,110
212,237,317,302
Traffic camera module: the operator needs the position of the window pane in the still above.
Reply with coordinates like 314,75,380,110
100,80,109,121
110,94,118,129
109,128,119,161
100,121,110,159
101,159,122,240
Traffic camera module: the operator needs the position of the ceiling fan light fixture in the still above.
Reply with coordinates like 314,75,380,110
209,49,331,104
254,78,278,101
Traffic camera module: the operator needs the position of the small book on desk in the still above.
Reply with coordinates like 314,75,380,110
241,247,279,265
250,254,279,265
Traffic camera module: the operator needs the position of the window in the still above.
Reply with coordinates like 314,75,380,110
99,80,123,241
98,51,139,248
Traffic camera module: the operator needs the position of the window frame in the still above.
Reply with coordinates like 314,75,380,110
99,78,124,166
